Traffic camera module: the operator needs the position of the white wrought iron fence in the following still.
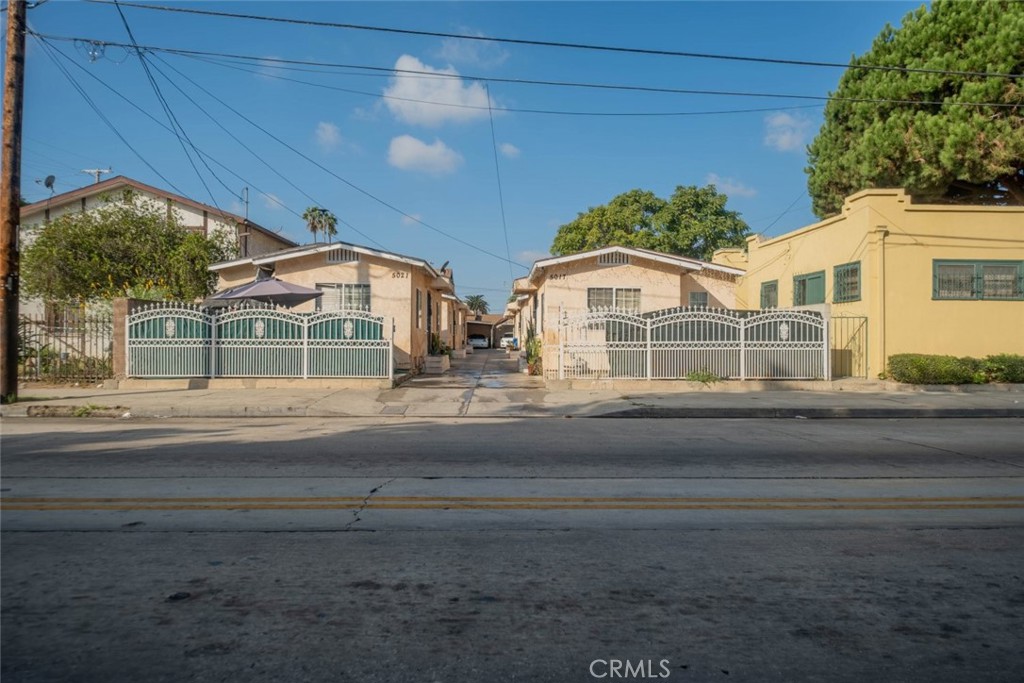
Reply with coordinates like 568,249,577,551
557,307,829,380
126,303,393,379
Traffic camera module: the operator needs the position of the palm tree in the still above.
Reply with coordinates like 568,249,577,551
302,206,338,244
464,294,489,318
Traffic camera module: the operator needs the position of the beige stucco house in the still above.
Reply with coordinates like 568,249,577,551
210,241,461,372
714,188,1024,379
506,246,744,371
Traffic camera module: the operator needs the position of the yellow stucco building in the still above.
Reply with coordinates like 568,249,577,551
715,189,1024,379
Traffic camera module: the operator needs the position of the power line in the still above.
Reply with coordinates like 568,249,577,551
85,0,1024,80
179,52,827,119
485,85,516,285
148,52,391,250
33,33,1021,112
111,0,229,211
31,33,189,196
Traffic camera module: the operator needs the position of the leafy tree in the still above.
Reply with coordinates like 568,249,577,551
21,189,236,302
302,206,338,243
550,185,749,261
806,0,1024,217
464,294,489,315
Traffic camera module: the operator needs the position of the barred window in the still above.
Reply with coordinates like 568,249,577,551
760,281,778,308
688,291,709,307
934,261,1023,300
316,283,370,311
833,262,861,303
793,271,825,306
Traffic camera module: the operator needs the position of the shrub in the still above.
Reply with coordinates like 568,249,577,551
983,354,1024,383
887,354,985,385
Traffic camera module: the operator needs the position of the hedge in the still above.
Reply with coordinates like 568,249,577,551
887,353,1024,384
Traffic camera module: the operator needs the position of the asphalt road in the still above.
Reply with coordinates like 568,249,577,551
2,417,1023,682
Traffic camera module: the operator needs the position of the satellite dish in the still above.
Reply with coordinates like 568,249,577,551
44,175,55,191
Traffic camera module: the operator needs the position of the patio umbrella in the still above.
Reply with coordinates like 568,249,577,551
205,278,324,308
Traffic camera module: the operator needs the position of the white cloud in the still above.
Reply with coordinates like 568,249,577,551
764,112,813,152
499,143,521,159
315,121,342,152
437,29,510,68
261,193,284,211
706,173,757,198
383,55,495,126
388,135,463,175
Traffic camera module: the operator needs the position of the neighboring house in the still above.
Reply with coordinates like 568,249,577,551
19,176,296,318
505,245,744,368
714,188,1024,378
210,241,458,371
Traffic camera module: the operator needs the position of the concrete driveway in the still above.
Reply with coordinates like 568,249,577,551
378,349,547,416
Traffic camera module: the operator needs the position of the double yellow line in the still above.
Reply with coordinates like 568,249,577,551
3,495,1024,512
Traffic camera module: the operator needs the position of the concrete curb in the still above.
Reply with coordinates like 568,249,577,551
591,407,1024,419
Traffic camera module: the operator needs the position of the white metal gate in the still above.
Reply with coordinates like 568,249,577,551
126,303,393,379
558,307,828,380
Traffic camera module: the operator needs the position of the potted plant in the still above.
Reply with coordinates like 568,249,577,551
524,324,542,376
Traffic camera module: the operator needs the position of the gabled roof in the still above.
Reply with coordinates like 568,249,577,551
525,245,744,282
211,240,444,277
21,175,296,248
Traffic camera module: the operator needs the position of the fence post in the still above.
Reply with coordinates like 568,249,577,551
558,306,564,381
822,312,830,381
645,317,652,380
739,315,747,380
302,316,309,380
209,310,218,379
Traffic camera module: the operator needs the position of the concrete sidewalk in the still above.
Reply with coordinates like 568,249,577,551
3,354,1022,419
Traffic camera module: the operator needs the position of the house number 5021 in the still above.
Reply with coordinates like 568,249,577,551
392,272,409,278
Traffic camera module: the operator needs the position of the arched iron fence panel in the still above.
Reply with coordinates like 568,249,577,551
126,305,392,379
127,304,212,378
558,307,828,381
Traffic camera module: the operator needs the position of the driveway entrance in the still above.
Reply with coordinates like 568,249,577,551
378,349,545,416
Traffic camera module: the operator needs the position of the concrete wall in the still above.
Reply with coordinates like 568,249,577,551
737,189,1024,377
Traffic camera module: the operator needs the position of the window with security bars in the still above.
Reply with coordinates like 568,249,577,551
315,283,371,311
933,261,1023,300
793,271,825,306
833,262,861,303
688,291,709,307
587,287,641,311
760,281,778,308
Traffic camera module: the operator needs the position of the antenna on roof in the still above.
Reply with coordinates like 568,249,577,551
82,168,111,184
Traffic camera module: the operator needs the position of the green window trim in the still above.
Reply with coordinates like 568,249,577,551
793,271,826,306
933,260,1024,301
833,261,861,303
760,280,778,308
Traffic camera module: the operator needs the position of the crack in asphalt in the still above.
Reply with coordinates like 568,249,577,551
880,436,1024,470
343,477,396,531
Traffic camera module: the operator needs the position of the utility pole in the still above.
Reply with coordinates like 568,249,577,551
1,0,26,404
82,167,111,184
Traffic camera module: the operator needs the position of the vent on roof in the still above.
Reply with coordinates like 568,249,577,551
598,251,629,266
326,248,359,264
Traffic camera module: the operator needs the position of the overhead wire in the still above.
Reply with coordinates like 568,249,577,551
30,32,189,196
32,33,1021,112
146,53,388,250
110,0,230,210
84,0,1024,80
484,84,518,283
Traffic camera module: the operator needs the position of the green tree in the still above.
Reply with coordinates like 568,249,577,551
302,206,338,243
464,294,489,316
550,185,749,261
806,0,1024,218
21,189,236,302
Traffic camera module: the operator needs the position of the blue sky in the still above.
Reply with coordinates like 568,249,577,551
18,1,922,308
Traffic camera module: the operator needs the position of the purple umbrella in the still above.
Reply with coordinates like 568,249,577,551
205,278,323,308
